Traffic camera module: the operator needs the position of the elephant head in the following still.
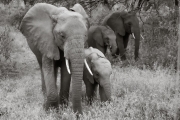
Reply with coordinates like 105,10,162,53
88,26,118,56
84,47,112,102
20,3,91,114
102,11,140,60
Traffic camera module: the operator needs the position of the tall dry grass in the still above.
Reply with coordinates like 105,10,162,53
0,64,179,119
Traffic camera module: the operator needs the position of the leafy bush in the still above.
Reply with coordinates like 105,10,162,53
7,7,29,28
90,4,178,69
90,3,110,25
0,4,9,25
134,9,177,69
0,1,30,28
0,26,18,79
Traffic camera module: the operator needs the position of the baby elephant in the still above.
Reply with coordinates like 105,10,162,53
87,26,118,57
83,47,112,104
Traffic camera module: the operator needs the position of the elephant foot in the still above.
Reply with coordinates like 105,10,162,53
121,60,129,67
59,103,68,110
87,97,94,105
135,56,139,61
59,97,69,107
87,100,92,106
120,55,126,61
43,100,59,111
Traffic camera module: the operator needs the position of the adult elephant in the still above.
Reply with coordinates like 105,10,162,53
87,25,117,56
20,3,91,114
102,11,140,60
83,47,112,104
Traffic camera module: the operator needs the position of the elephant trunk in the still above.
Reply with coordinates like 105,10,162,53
65,36,85,114
111,44,118,57
99,78,111,102
132,26,140,60
71,56,84,114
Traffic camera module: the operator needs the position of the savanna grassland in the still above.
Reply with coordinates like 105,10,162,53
0,0,180,120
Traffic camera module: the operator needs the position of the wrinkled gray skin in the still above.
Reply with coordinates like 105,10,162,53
87,26,118,57
83,47,112,104
102,11,140,60
20,3,88,114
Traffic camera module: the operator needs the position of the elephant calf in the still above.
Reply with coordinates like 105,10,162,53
83,47,112,104
87,25,118,57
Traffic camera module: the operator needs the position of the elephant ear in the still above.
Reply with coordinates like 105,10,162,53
99,26,111,46
70,3,90,28
93,27,104,47
102,11,125,36
20,3,65,60
70,3,88,18
84,47,106,84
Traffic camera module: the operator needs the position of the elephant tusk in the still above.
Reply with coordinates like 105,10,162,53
115,54,118,57
84,59,93,76
141,34,144,40
132,33,135,39
65,59,71,74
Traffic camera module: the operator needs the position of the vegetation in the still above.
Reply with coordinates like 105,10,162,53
0,26,19,79
0,0,179,119
0,62,179,119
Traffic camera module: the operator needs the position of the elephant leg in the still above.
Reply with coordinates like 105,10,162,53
85,81,98,105
116,34,126,60
29,44,46,95
36,56,46,96
59,57,71,106
42,55,58,110
134,36,140,60
123,34,130,50
40,67,46,96
54,61,59,83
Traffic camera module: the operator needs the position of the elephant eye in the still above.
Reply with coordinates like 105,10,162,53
96,73,99,76
106,37,109,40
94,72,99,77
60,32,65,39
109,45,112,49
128,22,131,26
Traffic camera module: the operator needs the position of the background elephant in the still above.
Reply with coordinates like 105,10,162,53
87,25,118,56
102,11,140,60
20,3,91,114
83,47,112,104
